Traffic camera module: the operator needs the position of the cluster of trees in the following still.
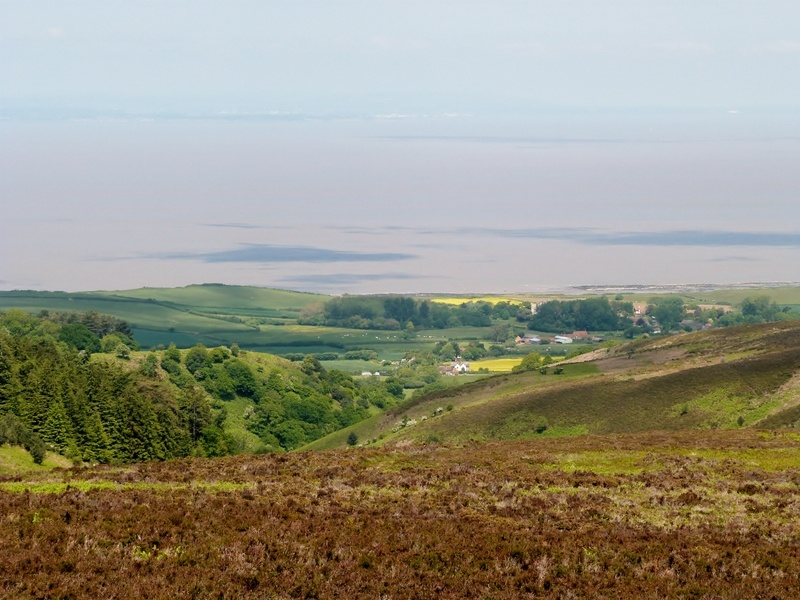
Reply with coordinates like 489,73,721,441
308,294,796,339
511,352,554,374
531,298,632,332
242,356,401,450
643,297,686,332
1,308,139,356
0,412,46,463
0,321,228,464
283,350,380,363
301,296,526,331
42,310,135,340
167,344,402,451
432,340,499,361
0,310,402,463
722,296,795,326
625,296,795,337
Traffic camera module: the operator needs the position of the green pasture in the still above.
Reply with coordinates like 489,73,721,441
320,359,385,375
241,325,437,359
94,284,326,311
0,290,257,334
688,286,800,306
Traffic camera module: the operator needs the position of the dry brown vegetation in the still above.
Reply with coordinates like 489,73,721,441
3,429,800,598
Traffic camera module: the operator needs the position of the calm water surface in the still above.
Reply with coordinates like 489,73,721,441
2,112,799,294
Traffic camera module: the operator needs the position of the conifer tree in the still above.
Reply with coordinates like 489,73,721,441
180,385,213,445
82,410,112,463
0,335,21,414
41,398,75,455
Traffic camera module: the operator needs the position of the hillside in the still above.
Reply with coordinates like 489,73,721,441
0,311,401,463
306,321,800,450
0,286,497,359
0,285,327,349
3,429,800,598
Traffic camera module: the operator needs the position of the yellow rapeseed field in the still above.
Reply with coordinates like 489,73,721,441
428,296,526,306
470,355,565,372
469,357,523,372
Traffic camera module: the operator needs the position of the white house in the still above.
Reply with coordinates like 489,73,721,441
553,335,573,344
452,359,470,373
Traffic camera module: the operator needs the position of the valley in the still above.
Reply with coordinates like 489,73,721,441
2,285,800,597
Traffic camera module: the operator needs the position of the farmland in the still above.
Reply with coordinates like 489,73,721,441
428,296,528,306
469,357,524,372
2,284,798,370
0,286,326,350
2,430,800,598
306,320,800,450
0,287,517,360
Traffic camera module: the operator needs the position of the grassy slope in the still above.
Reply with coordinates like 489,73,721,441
0,446,72,475
686,286,800,306
307,321,800,450
98,284,325,311
0,285,327,349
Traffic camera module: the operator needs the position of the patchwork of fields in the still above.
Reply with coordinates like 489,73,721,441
0,287,524,359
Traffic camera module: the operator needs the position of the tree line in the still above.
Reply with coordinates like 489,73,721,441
300,296,527,331
0,324,214,464
530,298,633,332
170,345,401,451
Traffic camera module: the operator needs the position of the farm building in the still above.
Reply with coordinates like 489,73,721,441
439,359,471,375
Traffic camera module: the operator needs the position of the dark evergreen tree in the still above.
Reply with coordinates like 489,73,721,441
0,335,21,414
41,398,75,455
58,323,101,353
82,410,112,463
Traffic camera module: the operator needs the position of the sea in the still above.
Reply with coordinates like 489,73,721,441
2,109,799,295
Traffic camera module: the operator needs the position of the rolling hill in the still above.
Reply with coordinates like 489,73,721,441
0,285,326,349
305,321,800,450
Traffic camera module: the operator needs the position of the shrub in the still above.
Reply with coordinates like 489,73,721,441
25,434,47,464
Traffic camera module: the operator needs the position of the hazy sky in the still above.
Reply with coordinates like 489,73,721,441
2,1,799,293
4,0,800,111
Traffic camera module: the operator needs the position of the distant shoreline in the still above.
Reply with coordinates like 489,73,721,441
563,282,800,295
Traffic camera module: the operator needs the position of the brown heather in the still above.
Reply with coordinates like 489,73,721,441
2,429,800,598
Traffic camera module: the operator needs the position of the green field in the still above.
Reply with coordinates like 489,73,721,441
320,359,384,375
3,283,799,370
101,284,324,312
0,287,501,359
687,286,800,306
